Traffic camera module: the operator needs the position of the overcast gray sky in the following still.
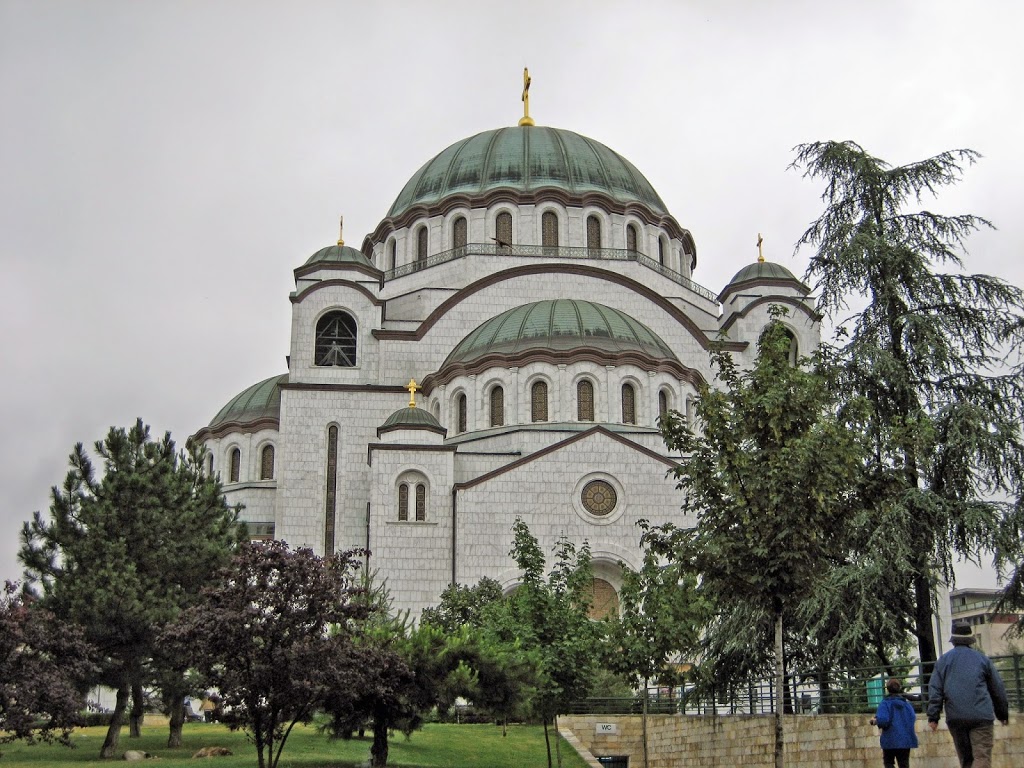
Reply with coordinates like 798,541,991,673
2,1,1020,588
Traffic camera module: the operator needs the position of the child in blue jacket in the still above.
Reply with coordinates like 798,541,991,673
871,678,919,768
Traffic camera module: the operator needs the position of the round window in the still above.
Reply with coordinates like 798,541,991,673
581,480,617,516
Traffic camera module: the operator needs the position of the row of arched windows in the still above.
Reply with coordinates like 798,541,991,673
451,380,676,433
223,444,276,483
383,211,675,271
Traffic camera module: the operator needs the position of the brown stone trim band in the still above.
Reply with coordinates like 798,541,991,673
290,279,384,306
719,295,821,333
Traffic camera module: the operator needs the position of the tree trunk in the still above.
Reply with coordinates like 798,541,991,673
641,680,650,768
914,572,937,666
370,710,389,768
166,690,185,748
543,717,553,768
100,682,129,759
774,608,784,768
129,677,144,737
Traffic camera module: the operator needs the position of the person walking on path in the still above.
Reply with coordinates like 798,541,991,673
871,678,919,768
927,623,1009,768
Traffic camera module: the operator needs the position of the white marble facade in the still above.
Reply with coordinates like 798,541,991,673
194,123,819,617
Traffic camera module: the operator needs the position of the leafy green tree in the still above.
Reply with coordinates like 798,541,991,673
659,310,865,768
603,522,707,768
420,577,504,632
0,582,96,759
164,541,369,768
791,141,1024,664
498,519,600,768
18,420,242,757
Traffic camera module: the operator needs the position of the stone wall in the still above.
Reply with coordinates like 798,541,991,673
561,713,1023,767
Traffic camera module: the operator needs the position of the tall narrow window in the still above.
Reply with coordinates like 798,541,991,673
206,453,214,476
260,444,275,480
658,237,666,266
490,386,505,427
495,211,513,248
586,215,602,250
456,393,467,433
229,448,240,482
531,380,548,422
658,389,669,419
388,239,397,271
542,211,558,248
415,484,426,521
453,216,467,250
621,383,636,424
417,226,428,262
626,223,639,253
685,398,694,426
781,328,799,366
398,484,409,521
577,380,594,421
325,425,338,554
315,311,357,366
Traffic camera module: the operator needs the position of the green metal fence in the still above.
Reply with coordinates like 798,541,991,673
568,654,1024,716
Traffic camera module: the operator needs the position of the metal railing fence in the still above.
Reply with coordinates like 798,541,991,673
567,654,1024,716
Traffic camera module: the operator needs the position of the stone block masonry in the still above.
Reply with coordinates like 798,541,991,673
560,713,1023,767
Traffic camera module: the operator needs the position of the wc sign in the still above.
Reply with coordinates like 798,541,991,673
596,723,618,734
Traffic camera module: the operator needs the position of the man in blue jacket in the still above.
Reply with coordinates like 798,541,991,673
927,623,1010,768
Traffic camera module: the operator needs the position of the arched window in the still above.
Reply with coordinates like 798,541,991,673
685,397,694,426
387,239,396,271
531,380,548,422
495,211,513,248
626,223,639,253
205,453,214,476
456,393,467,434
315,311,358,367
587,577,620,620
658,237,666,266
658,389,669,420
490,386,505,427
416,226,428,262
586,215,602,250
260,444,275,480
621,383,636,424
415,483,426,522
577,380,594,421
453,216,467,250
782,328,799,366
542,211,558,248
398,484,409,521
229,447,240,483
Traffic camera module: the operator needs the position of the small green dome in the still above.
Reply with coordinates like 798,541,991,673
377,406,445,436
208,374,287,429
305,244,377,268
388,126,668,219
444,300,679,368
726,261,798,285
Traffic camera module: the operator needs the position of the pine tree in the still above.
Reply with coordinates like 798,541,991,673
792,141,1024,664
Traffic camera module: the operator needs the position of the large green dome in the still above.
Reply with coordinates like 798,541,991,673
388,126,668,219
444,300,678,368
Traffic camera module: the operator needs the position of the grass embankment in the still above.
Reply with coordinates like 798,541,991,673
0,722,592,767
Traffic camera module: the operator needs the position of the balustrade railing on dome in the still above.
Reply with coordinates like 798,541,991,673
381,243,718,302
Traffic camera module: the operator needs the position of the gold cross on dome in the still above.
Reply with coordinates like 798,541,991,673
337,215,345,246
757,232,764,263
519,67,535,127
406,379,419,408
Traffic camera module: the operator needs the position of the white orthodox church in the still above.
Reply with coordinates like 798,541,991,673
193,84,819,618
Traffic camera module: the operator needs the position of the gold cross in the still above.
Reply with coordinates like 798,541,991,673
406,378,419,408
337,215,345,246
519,67,535,127
757,232,764,263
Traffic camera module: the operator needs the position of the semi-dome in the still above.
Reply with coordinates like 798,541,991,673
207,374,287,430
377,406,446,437
304,244,377,269
388,126,668,219
443,299,679,369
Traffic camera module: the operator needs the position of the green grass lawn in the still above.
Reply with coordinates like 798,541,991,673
0,721,592,767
